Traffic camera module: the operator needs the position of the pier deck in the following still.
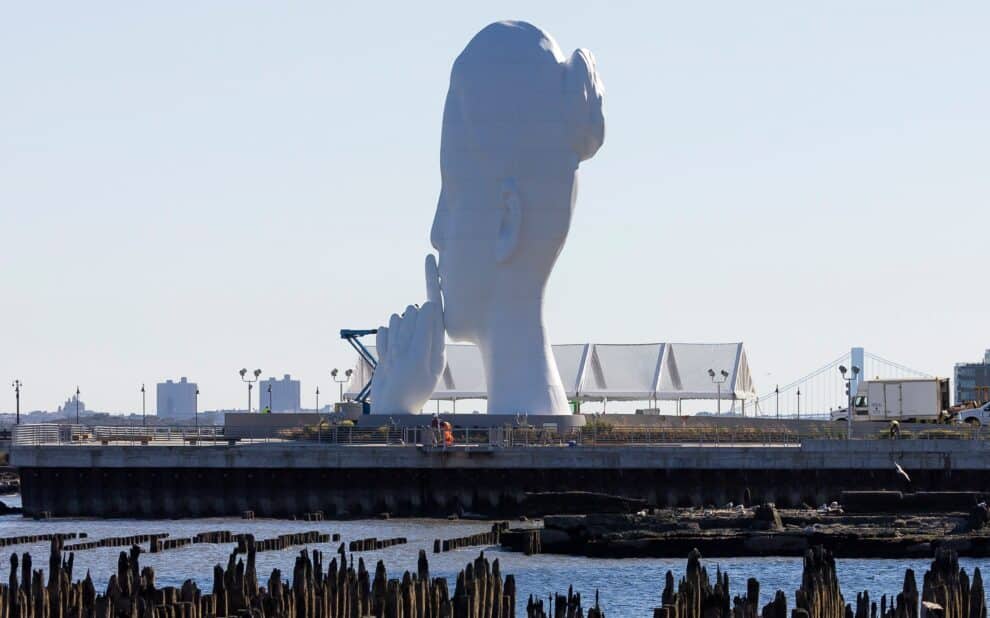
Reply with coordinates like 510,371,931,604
12,438,990,518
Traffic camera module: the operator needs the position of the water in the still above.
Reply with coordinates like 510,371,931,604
0,499,986,616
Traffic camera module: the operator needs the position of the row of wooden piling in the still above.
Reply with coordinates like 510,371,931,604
237,531,338,554
0,532,983,617
348,537,407,552
3,527,345,558
654,545,984,618
192,531,236,544
165,530,342,555
57,530,340,556
65,533,167,552
0,536,527,617
0,533,84,549
434,523,509,553
240,511,330,522
157,538,193,552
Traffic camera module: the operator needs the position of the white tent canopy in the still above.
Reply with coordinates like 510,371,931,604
344,342,756,403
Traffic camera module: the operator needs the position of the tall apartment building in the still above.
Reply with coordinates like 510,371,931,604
157,377,198,420
954,350,990,405
258,374,301,413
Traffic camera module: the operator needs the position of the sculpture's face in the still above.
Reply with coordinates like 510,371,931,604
430,164,498,342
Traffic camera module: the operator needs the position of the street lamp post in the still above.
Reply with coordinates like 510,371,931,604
775,385,780,420
11,380,21,425
141,384,146,426
239,368,262,412
797,388,801,420
331,368,353,403
267,383,273,413
195,387,200,430
315,386,322,444
75,386,80,424
707,369,729,416
839,365,861,440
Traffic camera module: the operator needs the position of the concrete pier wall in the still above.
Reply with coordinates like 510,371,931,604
13,440,990,518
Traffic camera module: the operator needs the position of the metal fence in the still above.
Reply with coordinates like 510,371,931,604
12,424,227,446
12,421,988,448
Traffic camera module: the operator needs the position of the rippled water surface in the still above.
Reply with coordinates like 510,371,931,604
0,499,986,616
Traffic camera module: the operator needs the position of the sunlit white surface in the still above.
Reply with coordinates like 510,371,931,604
372,21,605,415
350,342,756,404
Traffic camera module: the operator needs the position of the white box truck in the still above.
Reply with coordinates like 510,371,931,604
831,378,951,423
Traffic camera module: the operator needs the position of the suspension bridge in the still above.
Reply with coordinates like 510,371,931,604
750,347,932,419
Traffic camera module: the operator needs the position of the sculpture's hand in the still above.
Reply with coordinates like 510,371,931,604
370,255,446,414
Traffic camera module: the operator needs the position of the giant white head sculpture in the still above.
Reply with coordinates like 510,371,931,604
431,21,604,414
370,21,604,415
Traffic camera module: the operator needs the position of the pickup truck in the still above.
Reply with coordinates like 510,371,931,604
959,401,990,426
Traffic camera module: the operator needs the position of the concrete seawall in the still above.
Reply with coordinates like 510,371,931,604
13,440,990,518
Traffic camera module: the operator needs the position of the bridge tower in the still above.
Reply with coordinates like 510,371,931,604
850,347,865,398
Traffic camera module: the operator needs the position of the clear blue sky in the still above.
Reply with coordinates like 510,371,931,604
2,2,987,413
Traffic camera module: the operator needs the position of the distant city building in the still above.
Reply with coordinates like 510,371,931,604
259,374,301,412
954,350,990,405
55,395,87,419
157,377,198,420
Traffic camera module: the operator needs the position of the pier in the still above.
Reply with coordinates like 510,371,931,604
10,423,990,519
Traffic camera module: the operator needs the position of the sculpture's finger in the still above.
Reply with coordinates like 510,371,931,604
398,304,418,354
412,302,436,366
376,326,389,369
388,313,402,364
428,301,446,377
425,254,442,307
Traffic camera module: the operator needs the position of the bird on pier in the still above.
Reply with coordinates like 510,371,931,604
895,462,911,484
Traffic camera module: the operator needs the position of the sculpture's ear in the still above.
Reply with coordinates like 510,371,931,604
495,178,523,264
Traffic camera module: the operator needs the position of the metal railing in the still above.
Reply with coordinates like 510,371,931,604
12,424,227,446
12,421,988,448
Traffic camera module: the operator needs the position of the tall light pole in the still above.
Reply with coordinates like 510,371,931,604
839,365,861,440
11,380,21,425
708,369,729,416
266,382,273,413
315,387,320,414
796,388,801,420
239,368,262,412
75,386,80,424
141,384,146,426
195,387,200,430
331,368,352,403
775,385,780,420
